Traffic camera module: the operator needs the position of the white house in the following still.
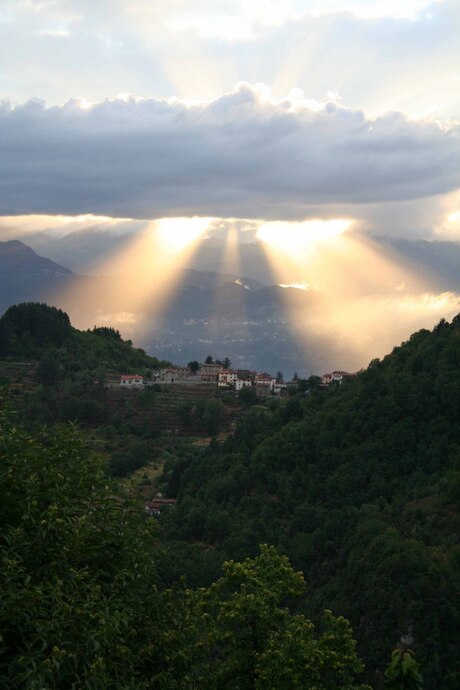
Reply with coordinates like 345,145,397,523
218,370,238,387
271,381,287,395
235,379,252,391
120,374,144,387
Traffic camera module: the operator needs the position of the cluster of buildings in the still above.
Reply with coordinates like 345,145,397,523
119,364,357,395
120,362,289,396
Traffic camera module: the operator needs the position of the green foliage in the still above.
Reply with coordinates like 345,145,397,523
0,302,164,372
184,546,369,690
255,612,369,690
161,317,460,688
0,401,368,689
239,385,258,405
0,395,159,688
37,350,61,386
201,399,224,435
139,386,157,411
176,400,193,427
0,302,71,356
176,399,225,435
298,374,322,392
62,396,108,424
188,360,200,373
91,326,122,341
109,440,153,477
384,649,423,690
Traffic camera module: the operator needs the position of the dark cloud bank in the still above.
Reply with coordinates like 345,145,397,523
1,84,459,220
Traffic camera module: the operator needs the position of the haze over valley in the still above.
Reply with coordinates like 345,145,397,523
2,214,460,376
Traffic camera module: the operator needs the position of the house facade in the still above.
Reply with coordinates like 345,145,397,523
200,363,224,382
120,374,144,386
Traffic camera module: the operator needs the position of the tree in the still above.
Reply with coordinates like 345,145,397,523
223,357,231,370
188,360,200,374
205,355,214,364
92,326,122,341
0,397,374,689
384,648,423,690
275,370,284,383
298,374,322,392
37,350,60,385
0,302,71,356
239,385,257,405
202,399,224,436
189,546,370,690
0,396,159,688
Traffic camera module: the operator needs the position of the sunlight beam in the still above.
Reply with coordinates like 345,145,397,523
54,217,214,332
255,217,444,369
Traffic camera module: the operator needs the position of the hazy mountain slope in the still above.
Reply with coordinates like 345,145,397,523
0,240,75,313
0,240,331,375
381,237,460,292
21,224,142,274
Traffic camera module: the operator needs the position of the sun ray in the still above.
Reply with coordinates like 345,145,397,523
53,217,214,333
205,221,251,365
255,218,445,370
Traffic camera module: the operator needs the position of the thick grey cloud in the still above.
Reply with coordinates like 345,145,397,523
1,85,459,221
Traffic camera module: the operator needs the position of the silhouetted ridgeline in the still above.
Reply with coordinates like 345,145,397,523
0,302,166,370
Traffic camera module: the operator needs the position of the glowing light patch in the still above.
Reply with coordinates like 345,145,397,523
279,282,313,291
256,219,351,253
97,311,138,325
53,216,215,333
0,213,130,239
234,279,250,289
154,217,215,253
396,292,460,312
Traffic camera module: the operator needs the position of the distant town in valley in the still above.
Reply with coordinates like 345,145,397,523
118,359,357,396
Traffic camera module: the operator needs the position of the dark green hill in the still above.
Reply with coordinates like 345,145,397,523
0,302,165,372
160,317,460,689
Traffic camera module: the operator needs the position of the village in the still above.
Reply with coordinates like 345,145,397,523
119,360,357,396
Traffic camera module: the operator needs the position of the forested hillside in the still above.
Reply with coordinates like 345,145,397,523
160,317,460,689
0,398,371,689
1,303,457,688
0,302,164,371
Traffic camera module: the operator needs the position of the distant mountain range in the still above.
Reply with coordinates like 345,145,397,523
0,240,330,375
4,234,460,375
378,236,460,292
0,240,75,313
21,224,460,292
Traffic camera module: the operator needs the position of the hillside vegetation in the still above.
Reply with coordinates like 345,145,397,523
160,317,460,689
0,303,234,481
0,398,371,689
0,302,164,372
1,302,457,687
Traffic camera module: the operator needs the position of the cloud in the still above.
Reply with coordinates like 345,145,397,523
1,84,459,222
1,0,459,115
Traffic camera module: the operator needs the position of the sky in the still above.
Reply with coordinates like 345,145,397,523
1,0,460,367
0,0,459,234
